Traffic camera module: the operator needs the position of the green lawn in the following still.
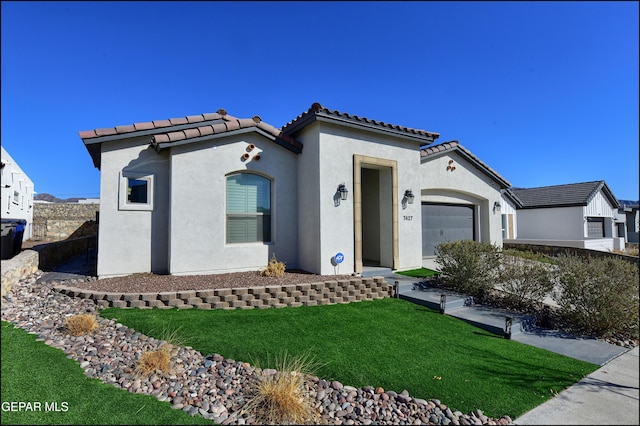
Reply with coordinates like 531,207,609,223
1,321,213,425
395,267,441,278
98,298,597,419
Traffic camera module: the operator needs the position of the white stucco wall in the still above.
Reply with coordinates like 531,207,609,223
516,207,583,240
295,122,424,275
420,151,505,248
168,133,299,275
97,137,170,278
1,146,35,241
516,191,619,242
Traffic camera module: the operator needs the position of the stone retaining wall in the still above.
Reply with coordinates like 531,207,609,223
32,203,99,242
53,277,393,310
1,250,39,297
33,235,97,272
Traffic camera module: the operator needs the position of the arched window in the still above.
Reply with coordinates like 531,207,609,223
226,172,271,243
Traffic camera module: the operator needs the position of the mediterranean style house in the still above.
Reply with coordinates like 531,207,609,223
79,103,510,278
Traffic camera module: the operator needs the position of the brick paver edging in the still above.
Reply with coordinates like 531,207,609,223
53,276,393,310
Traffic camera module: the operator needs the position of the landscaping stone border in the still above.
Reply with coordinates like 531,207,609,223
53,276,393,310
1,250,39,297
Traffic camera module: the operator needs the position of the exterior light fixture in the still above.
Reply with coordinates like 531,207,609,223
404,189,415,204
493,201,502,212
338,183,349,201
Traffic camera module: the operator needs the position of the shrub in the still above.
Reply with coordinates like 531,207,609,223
261,254,286,278
502,248,556,265
435,240,502,300
243,351,322,425
65,314,99,336
498,256,555,309
135,348,171,377
554,254,639,339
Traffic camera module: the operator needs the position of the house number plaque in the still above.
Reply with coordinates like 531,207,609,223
403,216,413,221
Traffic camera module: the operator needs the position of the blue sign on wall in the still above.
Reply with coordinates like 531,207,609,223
334,252,344,264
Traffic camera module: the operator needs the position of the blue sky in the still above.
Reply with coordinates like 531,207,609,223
2,1,638,200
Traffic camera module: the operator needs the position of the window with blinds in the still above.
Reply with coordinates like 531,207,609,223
226,173,271,243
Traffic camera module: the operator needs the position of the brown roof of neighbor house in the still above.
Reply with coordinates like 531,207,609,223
79,109,302,169
420,140,511,189
510,180,620,209
282,102,440,144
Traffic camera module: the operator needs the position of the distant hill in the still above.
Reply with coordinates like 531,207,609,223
34,193,87,203
619,200,639,208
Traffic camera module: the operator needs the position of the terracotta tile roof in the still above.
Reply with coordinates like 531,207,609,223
282,102,439,143
80,109,299,148
510,181,620,209
80,109,302,168
420,140,511,189
78,112,221,141
149,115,300,151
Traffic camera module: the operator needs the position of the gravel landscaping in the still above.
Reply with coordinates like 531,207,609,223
2,270,515,425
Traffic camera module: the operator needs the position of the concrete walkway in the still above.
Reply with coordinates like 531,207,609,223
363,262,639,425
514,346,639,425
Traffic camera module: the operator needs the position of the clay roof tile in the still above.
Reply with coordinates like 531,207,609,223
95,128,117,137
152,119,172,128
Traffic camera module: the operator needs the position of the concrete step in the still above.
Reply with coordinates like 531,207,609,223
397,282,533,338
360,267,394,277
446,305,527,337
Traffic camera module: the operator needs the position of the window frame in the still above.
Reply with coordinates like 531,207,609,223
586,216,605,238
225,171,272,244
119,171,154,211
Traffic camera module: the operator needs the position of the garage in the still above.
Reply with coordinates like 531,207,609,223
422,203,475,256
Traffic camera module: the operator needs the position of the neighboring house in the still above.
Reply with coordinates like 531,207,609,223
419,141,511,256
505,181,624,252
80,103,513,278
619,201,639,243
1,146,35,241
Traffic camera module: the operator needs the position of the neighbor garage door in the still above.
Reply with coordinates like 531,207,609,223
422,203,475,256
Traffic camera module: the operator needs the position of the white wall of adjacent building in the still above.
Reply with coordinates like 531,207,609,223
1,146,35,240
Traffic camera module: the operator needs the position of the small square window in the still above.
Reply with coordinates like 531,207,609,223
127,178,148,204
119,172,154,211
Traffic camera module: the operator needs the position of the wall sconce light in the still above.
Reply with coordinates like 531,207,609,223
493,201,502,212
338,183,349,201
404,189,415,204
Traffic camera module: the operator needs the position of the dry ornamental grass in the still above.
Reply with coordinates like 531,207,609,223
135,348,172,377
243,351,322,425
64,314,99,336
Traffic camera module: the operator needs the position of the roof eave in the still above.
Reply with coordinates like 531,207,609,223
284,111,439,145
519,202,588,209
152,127,302,154
501,189,524,208
421,144,511,189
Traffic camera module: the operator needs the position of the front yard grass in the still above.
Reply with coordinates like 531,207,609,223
395,267,441,278
0,321,212,425
99,298,597,420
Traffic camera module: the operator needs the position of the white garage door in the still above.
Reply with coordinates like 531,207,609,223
422,203,475,256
